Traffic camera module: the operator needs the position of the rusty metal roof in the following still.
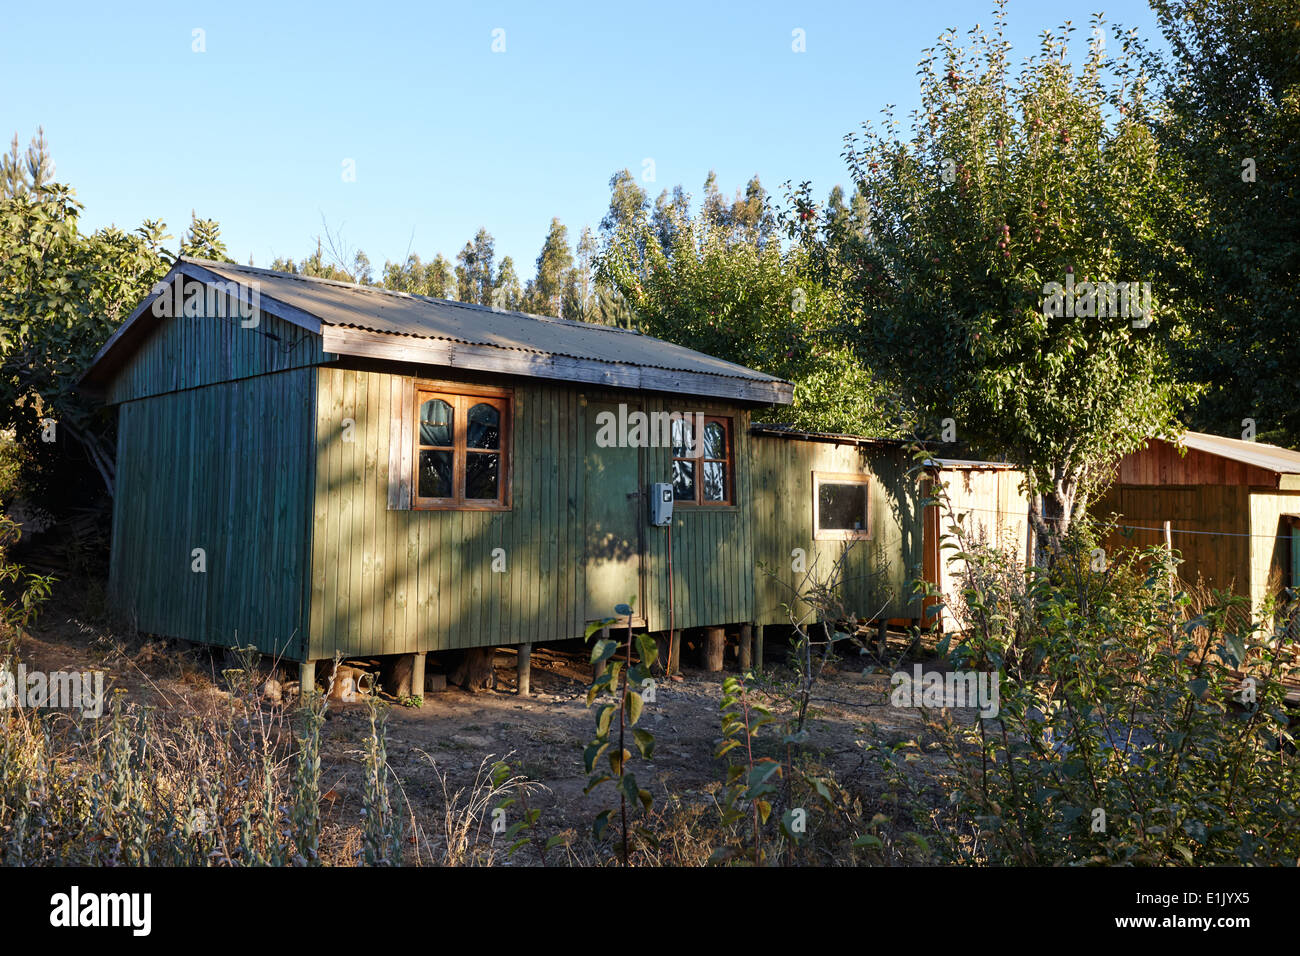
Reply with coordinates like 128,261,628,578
185,258,790,401
1177,430,1300,474
749,422,904,446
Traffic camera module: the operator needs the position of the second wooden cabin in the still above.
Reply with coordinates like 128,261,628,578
1096,430,1300,616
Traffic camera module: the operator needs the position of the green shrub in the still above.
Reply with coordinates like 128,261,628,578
877,527,1300,865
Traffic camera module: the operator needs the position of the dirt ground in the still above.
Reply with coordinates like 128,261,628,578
15,585,964,864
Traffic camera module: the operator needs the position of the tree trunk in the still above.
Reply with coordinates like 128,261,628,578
450,647,496,692
381,654,415,697
1029,472,1080,568
704,627,725,672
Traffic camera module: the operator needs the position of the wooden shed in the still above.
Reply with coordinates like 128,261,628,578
81,258,799,686
746,429,1031,634
1094,430,1300,615
748,425,926,630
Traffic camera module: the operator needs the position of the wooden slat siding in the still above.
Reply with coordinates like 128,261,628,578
463,497,477,647
361,373,379,659
928,467,1032,631
573,390,585,639
570,386,582,637
555,387,568,638
108,370,313,656
294,368,314,658
340,371,357,655
1094,484,1252,600
415,499,430,653
1245,491,1300,613
443,486,456,651
749,437,922,628
531,388,545,646
469,507,483,651
541,386,557,644
106,307,323,405
397,376,415,650
520,388,535,647
309,366,329,659
346,371,363,655
328,369,348,656
375,377,395,652
249,372,267,645
386,375,404,509
399,379,414,508
371,373,388,658
228,377,244,646
308,368,330,659
186,387,204,644
1116,440,1278,488
302,370,824,658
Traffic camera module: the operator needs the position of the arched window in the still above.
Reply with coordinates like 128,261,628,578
671,415,734,505
412,386,511,509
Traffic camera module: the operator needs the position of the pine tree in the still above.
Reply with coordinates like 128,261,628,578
529,218,573,317
179,210,230,261
1,127,53,199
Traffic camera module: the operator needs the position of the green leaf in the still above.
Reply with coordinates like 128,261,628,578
635,633,659,667
633,727,655,759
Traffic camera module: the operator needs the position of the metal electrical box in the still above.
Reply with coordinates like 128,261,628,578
649,482,673,526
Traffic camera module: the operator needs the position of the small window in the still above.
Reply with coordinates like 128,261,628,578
813,472,870,539
673,415,733,506
413,386,510,510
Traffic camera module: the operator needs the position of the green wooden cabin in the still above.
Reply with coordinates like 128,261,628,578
83,258,935,685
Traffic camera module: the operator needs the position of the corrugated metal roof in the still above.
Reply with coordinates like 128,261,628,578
749,422,904,446
1177,430,1300,474
186,257,788,390
927,458,1020,471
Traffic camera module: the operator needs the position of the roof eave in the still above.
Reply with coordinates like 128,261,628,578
321,326,793,405
80,261,324,390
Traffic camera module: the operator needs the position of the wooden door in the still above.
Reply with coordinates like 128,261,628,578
584,402,644,624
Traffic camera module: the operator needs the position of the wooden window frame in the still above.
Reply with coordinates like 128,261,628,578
673,414,735,507
812,471,871,540
412,382,512,511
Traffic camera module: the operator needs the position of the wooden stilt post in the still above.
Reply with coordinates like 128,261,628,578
668,629,680,677
412,652,426,700
517,642,532,696
704,626,725,672
299,659,315,697
1164,520,1177,645
739,624,753,671
1163,520,1174,588
755,625,764,672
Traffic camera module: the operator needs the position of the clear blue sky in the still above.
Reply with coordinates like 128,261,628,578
3,0,1166,278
